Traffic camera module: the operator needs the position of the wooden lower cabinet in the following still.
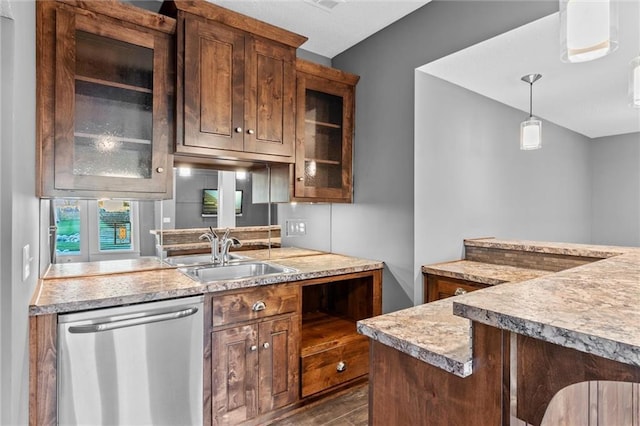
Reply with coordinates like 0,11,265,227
208,270,382,424
211,314,298,425
29,269,382,425
424,273,489,303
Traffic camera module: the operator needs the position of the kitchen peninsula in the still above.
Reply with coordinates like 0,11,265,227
359,238,640,425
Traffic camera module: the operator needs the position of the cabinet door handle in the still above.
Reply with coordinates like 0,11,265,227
263,342,270,349
247,129,255,135
297,177,304,182
454,287,467,296
156,167,164,173
250,345,258,352
235,127,243,133
336,361,347,373
252,301,266,312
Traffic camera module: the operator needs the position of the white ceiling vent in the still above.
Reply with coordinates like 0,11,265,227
303,0,345,12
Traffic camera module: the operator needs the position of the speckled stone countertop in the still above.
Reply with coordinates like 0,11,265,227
422,260,549,286
358,299,473,377
453,247,640,368
359,238,640,376
464,237,629,259
31,248,383,315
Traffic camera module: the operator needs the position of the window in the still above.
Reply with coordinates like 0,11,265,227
53,199,83,256
98,200,133,252
53,199,140,263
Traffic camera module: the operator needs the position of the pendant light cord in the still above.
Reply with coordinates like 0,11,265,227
529,82,533,118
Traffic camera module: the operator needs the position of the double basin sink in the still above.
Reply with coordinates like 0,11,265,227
165,253,298,283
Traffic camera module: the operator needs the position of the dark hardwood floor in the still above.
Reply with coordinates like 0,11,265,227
270,384,368,426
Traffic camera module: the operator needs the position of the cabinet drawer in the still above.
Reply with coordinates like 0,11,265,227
212,284,299,327
425,275,488,302
300,336,369,397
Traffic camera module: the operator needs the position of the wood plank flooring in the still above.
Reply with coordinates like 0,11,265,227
270,384,368,426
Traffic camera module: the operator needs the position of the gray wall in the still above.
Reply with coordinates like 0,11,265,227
414,74,593,303
296,48,331,67
279,203,333,252
591,132,640,247
329,0,558,311
1,1,39,424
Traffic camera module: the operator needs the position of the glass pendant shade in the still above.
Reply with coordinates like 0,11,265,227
560,0,618,63
520,118,542,150
631,56,640,108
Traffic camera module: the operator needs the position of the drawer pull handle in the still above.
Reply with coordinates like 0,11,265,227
252,301,266,312
336,361,347,373
454,287,467,296
250,345,258,352
263,342,270,349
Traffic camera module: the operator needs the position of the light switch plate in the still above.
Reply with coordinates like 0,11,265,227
22,244,31,281
286,219,307,236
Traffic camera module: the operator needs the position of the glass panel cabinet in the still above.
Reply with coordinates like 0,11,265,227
294,60,359,203
37,3,173,199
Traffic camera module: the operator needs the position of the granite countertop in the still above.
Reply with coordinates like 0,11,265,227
453,248,640,368
160,238,282,252
360,239,640,377
360,253,549,376
464,237,628,258
358,299,473,377
422,260,549,286
31,248,383,316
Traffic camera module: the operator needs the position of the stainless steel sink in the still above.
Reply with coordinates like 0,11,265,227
179,261,298,283
164,252,248,267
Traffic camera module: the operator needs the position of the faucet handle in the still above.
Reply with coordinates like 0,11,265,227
230,237,242,248
221,228,230,240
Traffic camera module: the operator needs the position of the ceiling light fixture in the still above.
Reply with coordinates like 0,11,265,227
520,74,543,151
560,0,618,63
631,55,640,108
303,0,345,13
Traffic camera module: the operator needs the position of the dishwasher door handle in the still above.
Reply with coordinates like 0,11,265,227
68,306,199,334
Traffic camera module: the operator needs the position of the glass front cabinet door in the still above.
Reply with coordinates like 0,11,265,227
37,3,173,199
294,60,359,203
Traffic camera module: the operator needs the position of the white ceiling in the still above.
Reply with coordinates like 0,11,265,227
419,3,640,139
208,0,430,58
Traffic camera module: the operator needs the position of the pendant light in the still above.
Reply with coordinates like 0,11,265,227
520,74,542,151
631,55,640,108
560,0,619,63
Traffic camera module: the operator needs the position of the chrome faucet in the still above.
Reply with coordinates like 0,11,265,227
199,227,220,264
199,227,242,265
220,236,242,264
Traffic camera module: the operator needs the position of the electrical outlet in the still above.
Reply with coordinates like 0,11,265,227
163,217,171,224
22,244,32,281
286,219,307,236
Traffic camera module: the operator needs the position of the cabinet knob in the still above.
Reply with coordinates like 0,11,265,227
336,361,347,373
297,177,304,182
235,127,243,133
250,345,258,352
252,301,266,312
263,342,270,349
454,287,467,296
156,167,164,173
247,129,255,135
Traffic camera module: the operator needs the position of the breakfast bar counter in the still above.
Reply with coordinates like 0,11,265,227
360,238,640,425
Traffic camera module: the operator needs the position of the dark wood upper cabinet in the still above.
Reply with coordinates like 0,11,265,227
165,1,305,165
294,60,359,203
36,1,175,199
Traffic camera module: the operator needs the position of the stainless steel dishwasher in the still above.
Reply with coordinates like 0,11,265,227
57,295,204,426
